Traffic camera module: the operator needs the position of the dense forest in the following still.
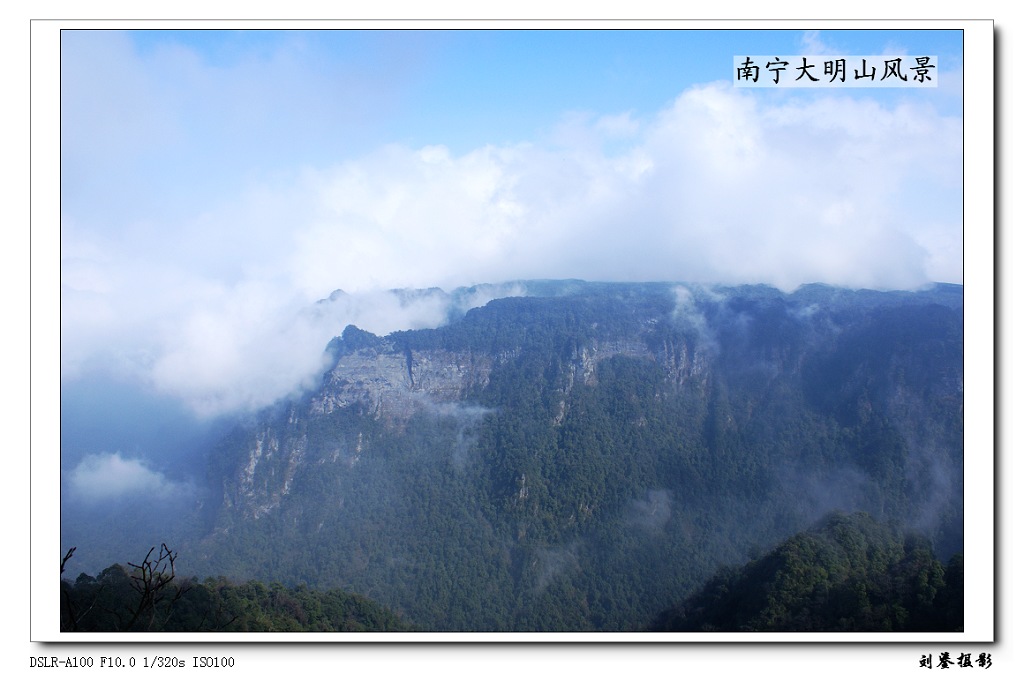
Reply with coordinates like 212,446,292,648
60,545,412,632
651,511,963,632
60,513,960,633
62,281,965,632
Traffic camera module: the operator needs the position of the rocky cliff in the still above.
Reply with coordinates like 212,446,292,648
196,281,965,631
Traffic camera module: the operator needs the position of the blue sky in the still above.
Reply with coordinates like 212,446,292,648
64,30,963,205
60,27,965,422
123,29,963,148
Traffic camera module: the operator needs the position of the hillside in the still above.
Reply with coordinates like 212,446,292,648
651,511,963,632
177,280,964,631
60,545,413,633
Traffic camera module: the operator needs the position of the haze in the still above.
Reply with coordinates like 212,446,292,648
59,29,964,516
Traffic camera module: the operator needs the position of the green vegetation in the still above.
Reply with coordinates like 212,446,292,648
65,282,964,632
60,546,412,632
650,511,964,632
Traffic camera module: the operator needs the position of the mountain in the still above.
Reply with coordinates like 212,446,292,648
650,511,963,632
184,280,963,632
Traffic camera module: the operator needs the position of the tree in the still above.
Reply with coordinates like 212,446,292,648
61,543,192,632
123,543,191,630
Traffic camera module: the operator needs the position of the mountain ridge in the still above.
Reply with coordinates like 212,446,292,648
187,280,964,631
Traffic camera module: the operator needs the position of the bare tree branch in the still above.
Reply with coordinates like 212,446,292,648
60,547,76,575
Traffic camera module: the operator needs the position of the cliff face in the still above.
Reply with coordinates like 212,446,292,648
198,281,964,631
311,337,495,420
225,314,713,519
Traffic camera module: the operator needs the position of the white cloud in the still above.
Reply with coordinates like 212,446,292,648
799,31,837,56
66,452,188,503
627,489,674,533
60,43,963,418
595,111,641,139
146,284,473,417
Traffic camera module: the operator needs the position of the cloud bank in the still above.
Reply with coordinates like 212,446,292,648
65,452,191,504
61,36,963,419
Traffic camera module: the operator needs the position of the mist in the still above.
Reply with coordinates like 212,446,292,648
62,81,961,421
65,452,194,504
59,31,964,509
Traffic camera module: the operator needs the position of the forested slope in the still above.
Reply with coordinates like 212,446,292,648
182,281,964,631
651,511,963,632
60,546,413,633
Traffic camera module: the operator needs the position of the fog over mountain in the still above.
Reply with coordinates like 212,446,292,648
57,32,968,619
172,281,964,630
60,31,963,424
